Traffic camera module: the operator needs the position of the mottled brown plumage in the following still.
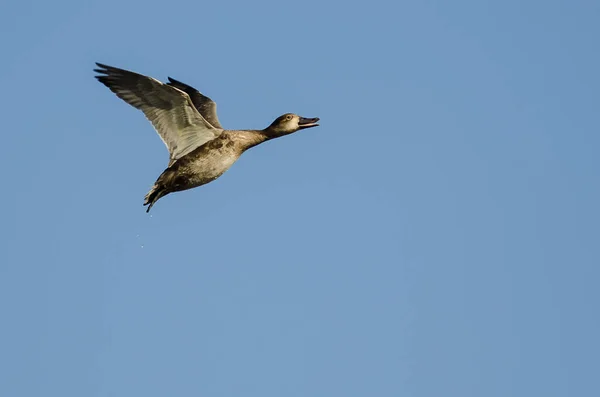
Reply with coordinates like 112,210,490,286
94,63,320,212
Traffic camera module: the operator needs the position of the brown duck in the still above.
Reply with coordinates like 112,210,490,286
94,63,320,212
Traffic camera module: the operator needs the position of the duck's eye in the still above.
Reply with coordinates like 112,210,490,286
286,115,293,121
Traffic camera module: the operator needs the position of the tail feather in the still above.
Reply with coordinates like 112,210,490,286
144,184,167,213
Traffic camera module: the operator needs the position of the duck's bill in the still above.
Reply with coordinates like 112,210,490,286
298,117,320,129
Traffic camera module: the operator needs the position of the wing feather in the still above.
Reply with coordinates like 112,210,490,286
94,63,222,165
167,77,223,129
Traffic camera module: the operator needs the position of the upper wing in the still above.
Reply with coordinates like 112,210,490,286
94,63,222,166
167,77,223,129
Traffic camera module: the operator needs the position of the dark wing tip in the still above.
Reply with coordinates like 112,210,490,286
94,64,129,90
94,62,109,78
94,63,132,78
166,76,196,92
94,62,114,73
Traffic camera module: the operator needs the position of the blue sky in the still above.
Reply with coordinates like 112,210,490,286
1,0,599,396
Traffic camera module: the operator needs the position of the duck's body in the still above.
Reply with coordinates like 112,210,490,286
145,130,267,205
94,63,319,212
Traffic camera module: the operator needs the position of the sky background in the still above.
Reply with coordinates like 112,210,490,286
1,0,599,396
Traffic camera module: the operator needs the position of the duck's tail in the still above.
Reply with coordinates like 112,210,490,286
144,183,168,213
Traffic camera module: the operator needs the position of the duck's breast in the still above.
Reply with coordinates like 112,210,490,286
183,135,242,185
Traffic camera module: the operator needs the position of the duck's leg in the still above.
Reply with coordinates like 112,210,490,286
143,183,169,212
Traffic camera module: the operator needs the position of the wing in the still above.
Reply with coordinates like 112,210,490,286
166,77,223,129
94,63,222,166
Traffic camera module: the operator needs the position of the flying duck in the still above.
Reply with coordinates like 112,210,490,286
94,63,320,212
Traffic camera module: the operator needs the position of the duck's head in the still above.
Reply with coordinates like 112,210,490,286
266,113,320,136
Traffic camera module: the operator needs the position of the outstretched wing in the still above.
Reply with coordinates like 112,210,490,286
94,63,222,166
167,77,223,129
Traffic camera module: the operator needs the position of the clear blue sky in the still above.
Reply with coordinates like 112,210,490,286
1,0,599,396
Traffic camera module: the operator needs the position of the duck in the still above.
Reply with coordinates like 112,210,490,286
94,63,320,212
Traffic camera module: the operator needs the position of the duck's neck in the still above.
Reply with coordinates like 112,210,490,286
227,129,272,151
